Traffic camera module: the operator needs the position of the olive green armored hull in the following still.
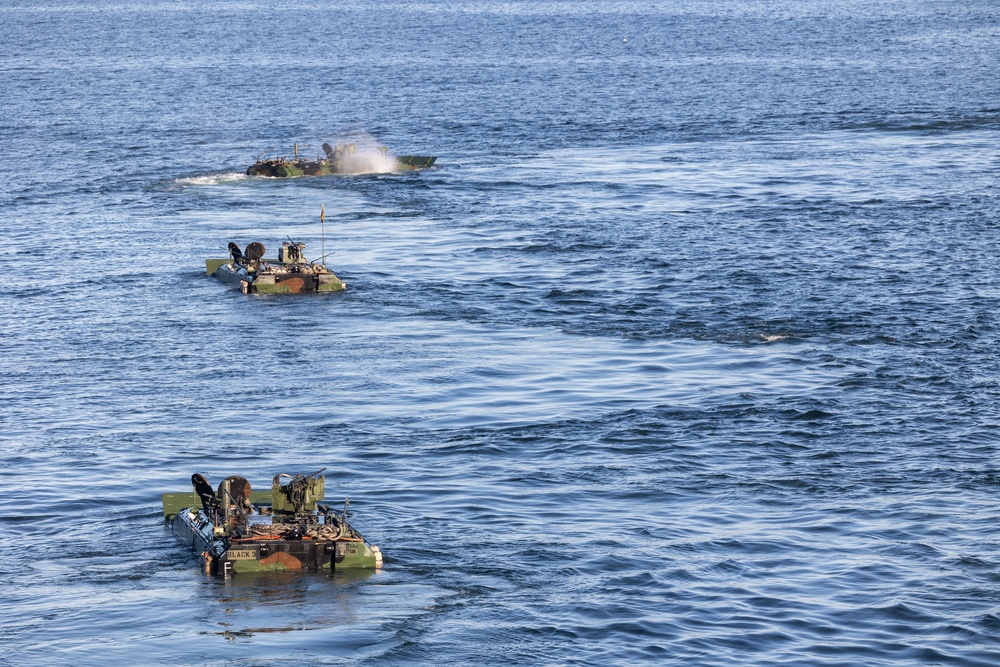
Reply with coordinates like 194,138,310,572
247,155,436,177
208,260,345,294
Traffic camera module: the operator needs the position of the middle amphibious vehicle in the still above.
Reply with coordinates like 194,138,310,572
206,240,345,294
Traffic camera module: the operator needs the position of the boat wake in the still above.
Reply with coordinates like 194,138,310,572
174,172,248,186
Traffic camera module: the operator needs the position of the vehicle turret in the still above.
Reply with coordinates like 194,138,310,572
271,468,326,516
279,241,306,264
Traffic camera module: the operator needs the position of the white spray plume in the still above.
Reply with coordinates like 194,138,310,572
321,128,399,174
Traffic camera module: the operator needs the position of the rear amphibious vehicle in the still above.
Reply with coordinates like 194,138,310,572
163,469,382,575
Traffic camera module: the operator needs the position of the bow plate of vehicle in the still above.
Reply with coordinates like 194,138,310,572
206,240,345,294
246,142,436,178
163,469,383,575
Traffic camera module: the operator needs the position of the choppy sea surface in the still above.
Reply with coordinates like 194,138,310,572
2,1,1000,665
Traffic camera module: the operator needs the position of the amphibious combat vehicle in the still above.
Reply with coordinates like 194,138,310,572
206,239,345,294
246,142,436,178
163,469,383,575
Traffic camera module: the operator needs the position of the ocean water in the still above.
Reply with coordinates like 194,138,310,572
2,1,1000,665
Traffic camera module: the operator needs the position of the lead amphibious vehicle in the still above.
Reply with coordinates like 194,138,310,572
246,142,436,177
162,469,383,575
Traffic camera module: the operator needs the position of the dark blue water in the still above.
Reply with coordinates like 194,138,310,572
2,1,1000,664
